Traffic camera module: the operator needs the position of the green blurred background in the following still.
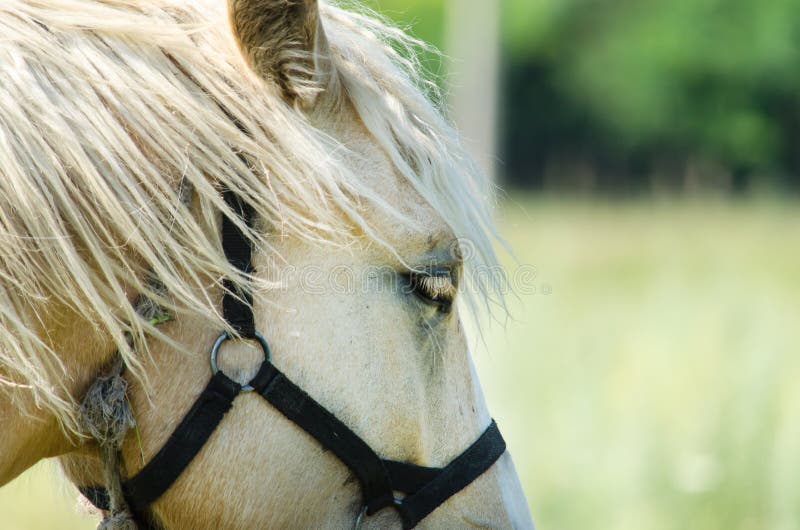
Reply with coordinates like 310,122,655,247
362,0,800,194
3,1,800,529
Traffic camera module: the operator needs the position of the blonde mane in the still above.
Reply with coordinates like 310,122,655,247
0,0,501,434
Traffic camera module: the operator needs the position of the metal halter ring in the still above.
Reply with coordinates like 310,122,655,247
353,498,404,530
210,331,271,392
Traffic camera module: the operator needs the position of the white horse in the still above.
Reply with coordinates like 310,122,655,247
0,0,533,527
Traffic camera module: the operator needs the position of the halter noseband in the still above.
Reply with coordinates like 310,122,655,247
79,188,507,529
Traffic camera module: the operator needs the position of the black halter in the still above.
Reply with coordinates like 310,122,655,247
80,188,507,529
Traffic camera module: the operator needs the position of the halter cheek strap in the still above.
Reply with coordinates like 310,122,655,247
79,188,507,529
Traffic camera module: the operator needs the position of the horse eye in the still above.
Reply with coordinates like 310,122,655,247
406,269,456,312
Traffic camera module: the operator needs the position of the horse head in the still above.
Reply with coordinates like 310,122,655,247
0,1,532,527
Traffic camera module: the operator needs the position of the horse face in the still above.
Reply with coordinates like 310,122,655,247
54,0,533,527
74,81,532,530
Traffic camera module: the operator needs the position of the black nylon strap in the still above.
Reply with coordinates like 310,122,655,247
252,361,396,514
250,357,507,526
122,372,241,513
394,420,506,529
253,361,506,527
221,188,256,338
80,362,506,528
383,460,440,494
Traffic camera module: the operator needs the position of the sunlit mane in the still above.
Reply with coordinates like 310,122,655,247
0,0,501,433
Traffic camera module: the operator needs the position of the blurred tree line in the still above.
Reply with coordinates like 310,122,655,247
363,0,800,193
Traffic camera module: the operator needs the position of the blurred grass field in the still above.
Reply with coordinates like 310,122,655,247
2,196,799,530
477,195,800,530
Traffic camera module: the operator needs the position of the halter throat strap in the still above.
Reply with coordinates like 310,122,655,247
79,188,507,529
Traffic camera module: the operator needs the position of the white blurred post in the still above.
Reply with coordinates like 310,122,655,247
444,0,501,181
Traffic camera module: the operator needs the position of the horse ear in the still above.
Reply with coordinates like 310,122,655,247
227,0,333,106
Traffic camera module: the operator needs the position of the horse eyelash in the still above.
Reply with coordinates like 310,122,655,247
417,275,455,299
407,270,456,311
